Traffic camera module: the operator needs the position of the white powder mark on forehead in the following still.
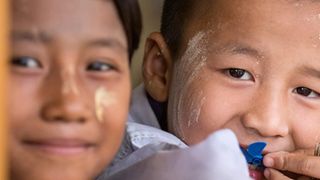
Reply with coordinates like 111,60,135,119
303,13,320,23
305,17,312,22
294,2,303,7
168,31,210,141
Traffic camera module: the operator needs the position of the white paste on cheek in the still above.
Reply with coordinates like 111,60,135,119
95,87,116,123
168,31,210,141
187,90,206,128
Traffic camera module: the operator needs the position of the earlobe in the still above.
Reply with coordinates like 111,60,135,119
142,32,173,102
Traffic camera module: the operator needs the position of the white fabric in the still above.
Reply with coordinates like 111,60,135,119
107,129,251,180
97,84,251,180
127,84,160,128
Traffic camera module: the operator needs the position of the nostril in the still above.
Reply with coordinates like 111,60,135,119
41,98,91,124
246,127,259,135
52,116,64,121
41,107,88,123
47,116,87,123
78,118,86,123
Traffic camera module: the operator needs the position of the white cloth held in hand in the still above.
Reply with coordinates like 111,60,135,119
107,129,251,180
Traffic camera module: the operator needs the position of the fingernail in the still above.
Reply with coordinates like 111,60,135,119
264,168,270,179
263,156,274,167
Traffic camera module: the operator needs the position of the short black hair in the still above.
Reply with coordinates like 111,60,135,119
114,0,142,60
160,0,195,58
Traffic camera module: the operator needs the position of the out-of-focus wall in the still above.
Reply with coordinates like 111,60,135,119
131,0,164,88
0,0,8,179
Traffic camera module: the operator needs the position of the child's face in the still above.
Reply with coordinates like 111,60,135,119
167,0,320,153
9,0,130,179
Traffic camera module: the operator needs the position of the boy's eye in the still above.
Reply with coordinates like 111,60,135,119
293,87,320,98
226,68,253,80
87,61,115,72
11,56,42,68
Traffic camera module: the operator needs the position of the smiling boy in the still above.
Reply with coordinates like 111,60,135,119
9,0,141,179
129,0,320,179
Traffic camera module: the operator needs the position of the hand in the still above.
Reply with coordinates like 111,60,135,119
263,149,320,180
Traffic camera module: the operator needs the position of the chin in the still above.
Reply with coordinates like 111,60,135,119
31,171,89,180
11,162,101,180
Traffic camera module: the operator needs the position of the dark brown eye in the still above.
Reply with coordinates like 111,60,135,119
294,87,319,98
227,68,253,80
229,69,245,78
11,56,42,68
87,61,114,72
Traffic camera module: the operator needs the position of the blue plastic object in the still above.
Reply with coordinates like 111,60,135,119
241,142,267,168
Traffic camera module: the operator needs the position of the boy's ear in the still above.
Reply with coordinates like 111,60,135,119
142,32,173,102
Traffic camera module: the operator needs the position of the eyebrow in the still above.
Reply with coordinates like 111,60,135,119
298,66,320,79
213,42,265,60
87,38,127,52
12,30,127,52
11,30,51,44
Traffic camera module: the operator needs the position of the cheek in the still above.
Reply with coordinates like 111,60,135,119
291,112,320,149
8,78,39,131
100,88,129,130
181,87,232,144
98,81,130,159
179,80,251,145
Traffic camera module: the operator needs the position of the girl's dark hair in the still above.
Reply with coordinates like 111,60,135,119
113,0,142,60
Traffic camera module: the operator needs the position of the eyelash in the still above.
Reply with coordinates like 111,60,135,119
293,87,320,98
86,61,117,72
11,56,117,73
224,68,254,81
11,56,42,69
224,68,320,99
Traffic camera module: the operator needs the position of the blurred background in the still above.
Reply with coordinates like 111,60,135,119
131,0,164,87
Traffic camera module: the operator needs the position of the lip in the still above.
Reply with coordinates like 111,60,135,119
249,166,265,180
22,138,96,156
240,144,267,180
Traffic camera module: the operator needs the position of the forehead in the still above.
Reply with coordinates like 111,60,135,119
179,0,320,57
11,0,126,46
192,0,320,23
185,0,320,40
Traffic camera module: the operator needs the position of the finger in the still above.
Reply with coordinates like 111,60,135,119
294,149,314,156
264,152,320,178
264,168,292,180
267,149,314,156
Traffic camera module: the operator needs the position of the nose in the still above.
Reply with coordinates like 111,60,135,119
241,87,290,138
40,70,91,123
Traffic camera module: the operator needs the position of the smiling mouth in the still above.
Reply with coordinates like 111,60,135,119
249,165,265,180
22,139,96,155
240,143,268,180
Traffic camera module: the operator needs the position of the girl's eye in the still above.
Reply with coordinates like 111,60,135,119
226,68,253,80
86,61,115,72
293,87,320,98
11,57,42,68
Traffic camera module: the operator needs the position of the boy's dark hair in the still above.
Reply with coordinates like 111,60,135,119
114,0,142,60
161,0,195,58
